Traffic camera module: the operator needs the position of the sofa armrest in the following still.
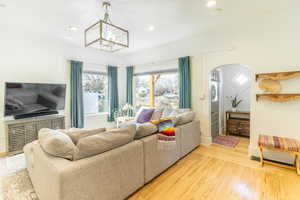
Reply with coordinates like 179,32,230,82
24,140,144,200
24,141,72,200
178,120,200,157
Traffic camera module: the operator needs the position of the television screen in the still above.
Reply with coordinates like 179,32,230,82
5,82,66,117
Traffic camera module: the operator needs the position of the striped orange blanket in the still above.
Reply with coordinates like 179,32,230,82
258,135,300,152
151,118,176,150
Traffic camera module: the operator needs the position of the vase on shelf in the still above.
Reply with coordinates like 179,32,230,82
232,108,237,112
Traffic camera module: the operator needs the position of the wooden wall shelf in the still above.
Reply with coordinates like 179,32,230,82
256,71,300,81
256,94,300,102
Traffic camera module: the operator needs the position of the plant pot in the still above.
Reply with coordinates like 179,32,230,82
232,108,237,112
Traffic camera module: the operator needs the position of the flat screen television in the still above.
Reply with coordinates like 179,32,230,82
5,82,66,119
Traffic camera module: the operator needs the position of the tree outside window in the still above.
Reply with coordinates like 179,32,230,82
135,72,179,109
82,71,108,114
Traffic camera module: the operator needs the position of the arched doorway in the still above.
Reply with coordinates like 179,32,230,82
209,64,252,148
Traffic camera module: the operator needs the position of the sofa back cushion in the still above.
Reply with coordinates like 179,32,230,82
38,128,78,160
136,107,155,123
59,128,106,144
151,108,163,121
75,125,136,160
135,123,158,139
161,108,191,118
176,111,195,126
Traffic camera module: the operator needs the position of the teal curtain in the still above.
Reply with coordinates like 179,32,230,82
126,66,134,116
179,56,191,108
108,66,119,122
70,60,84,128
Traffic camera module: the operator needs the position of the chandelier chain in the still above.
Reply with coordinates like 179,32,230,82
103,1,112,23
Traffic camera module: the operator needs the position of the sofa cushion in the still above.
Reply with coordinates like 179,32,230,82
162,108,192,126
171,108,191,115
176,111,195,126
162,108,190,118
135,123,158,139
151,108,163,121
136,107,155,123
161,108,174,118
38,128,78,160
60,128,106,144
75,125,136,160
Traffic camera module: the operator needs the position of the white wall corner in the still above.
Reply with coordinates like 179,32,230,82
248,144,259,158
200,135,212,146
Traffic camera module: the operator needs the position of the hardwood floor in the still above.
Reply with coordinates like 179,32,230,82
129,136,300,200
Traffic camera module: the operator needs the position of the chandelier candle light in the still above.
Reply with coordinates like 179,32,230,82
85,0,129,52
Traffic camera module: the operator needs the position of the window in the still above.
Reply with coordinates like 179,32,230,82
135,71,179,109
82,71,108,114
135,75,151,108
155,73,179,108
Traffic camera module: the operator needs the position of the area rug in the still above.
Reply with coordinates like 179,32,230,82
1,169,38,200
213,136,240,147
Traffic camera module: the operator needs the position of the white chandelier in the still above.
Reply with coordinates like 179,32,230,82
84,0,129,52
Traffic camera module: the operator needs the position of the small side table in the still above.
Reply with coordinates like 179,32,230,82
116,116,135,128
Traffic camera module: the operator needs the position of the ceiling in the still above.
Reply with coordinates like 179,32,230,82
0,0,298,54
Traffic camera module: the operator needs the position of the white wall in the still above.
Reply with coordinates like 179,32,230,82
122,20,300,164
0,26,124,153
218,65,251,132
135,60,178,74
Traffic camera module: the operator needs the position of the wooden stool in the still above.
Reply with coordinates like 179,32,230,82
258,134,300,175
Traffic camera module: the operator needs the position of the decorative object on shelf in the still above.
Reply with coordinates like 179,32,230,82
227,95,243,112
258,79,281,93
256,71,300,81
256,94,300,102
256,70,300,102
85,0,129,52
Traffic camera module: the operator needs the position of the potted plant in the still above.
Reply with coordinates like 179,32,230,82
228,95,243,112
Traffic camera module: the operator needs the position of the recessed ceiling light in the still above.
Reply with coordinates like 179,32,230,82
68,26,78,32
206,0,216,7
148,25,155,31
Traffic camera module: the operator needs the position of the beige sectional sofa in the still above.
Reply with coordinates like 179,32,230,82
24,109,200,200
